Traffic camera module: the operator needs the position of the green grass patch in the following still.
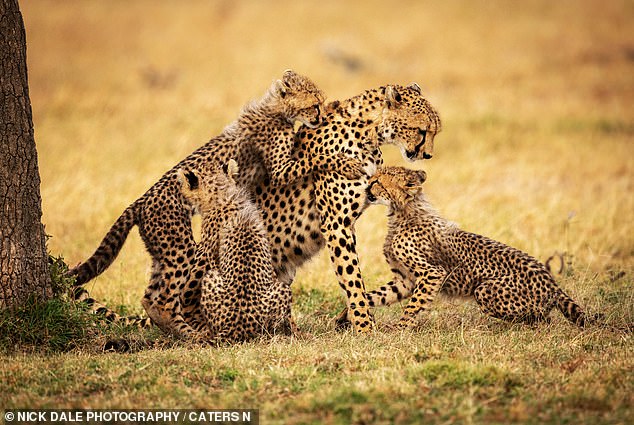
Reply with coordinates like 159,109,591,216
0,254,173,355
0,254,99,354
410,360,518,390
0,295,96,354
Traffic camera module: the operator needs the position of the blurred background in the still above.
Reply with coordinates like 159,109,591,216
22,0,633,306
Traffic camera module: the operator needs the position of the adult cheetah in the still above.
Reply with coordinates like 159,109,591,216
177,161,293,342
69,70,363,339
356,166,597,328
252,84,442,332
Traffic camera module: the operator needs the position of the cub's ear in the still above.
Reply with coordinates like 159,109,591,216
282,69,297,82
275,79,288,98
407,82,422,94
415,169,427,185
279,69,297,93
385,85,402,108
404,169,427,196
223,159,239,178
325,100,340,113
177,168,199,191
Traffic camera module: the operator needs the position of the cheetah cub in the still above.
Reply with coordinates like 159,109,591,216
361,166,596,328
178,160,294,343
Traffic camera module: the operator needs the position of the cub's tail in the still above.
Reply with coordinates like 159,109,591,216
556,287,634,332
556,288,599,327
68,203,138,285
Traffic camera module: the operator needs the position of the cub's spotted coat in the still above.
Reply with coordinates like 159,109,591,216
178,161,293,342
356,166,597,328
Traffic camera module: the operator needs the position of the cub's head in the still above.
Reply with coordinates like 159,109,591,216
273,69,325,128
380,83,442,162
177,159,239,213
366,166,427,209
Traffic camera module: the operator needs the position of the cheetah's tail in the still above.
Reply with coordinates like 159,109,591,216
556,289,598,327
68,203,138,286
73,287,153,328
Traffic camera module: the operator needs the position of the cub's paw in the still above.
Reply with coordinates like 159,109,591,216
338,155,366,180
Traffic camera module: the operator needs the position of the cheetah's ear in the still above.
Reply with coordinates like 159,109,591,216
325,100,340,113
414,169,427,185
404,170,427,196
282,69,297,82
277,69,298,96
177,168,199,192
275,79,288,98
385,85,402,108
223,159,239,178
407,82,422,94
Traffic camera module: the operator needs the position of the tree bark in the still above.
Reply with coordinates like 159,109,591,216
0,0,51,309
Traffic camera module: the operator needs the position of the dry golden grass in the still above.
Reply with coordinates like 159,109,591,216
2,0,632,423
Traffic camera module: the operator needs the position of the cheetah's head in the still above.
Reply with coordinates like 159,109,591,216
177,159,239,213
380,83,442,162
366,166,427,209
273,70,325,128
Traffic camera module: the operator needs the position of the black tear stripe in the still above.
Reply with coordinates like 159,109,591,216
414,130,427,154
366,180,379,199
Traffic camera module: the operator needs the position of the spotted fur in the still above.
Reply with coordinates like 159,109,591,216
73,287,152,328
356,166,596,328
177,161,293,342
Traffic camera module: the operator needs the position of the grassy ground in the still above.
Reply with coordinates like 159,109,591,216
2,0,632,423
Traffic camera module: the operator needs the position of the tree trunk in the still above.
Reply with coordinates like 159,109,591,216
0,0,51,309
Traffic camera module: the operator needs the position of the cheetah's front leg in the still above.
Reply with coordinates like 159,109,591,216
314,175,375,333
323,225,374,332
367,271,416,308
398,266,446,328
264,138,365,187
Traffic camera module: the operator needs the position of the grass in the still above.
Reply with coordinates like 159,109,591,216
0,255,93,353
2,0,632,423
